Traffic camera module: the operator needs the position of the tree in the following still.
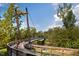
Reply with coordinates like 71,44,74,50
30,27,37,37
3,3,15,41
0,4,15,47
57,3,76,29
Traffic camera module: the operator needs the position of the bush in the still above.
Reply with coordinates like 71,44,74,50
0,48,8,56
45,27,79,49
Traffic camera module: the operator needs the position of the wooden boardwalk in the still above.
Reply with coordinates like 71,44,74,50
7,38,44,56
7,38,79,56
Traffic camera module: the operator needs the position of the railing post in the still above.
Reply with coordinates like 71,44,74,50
7,45,9,56
7,45,12,56
8,47,12,56
41,48,42,56
16,49,19,56
50,48,52,56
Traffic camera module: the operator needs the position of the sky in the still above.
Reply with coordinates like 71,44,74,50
0,3,79,31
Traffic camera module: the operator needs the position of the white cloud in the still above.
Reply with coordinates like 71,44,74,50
45,21,63,31
13,19,27,29
44,4,79,31
48,21,63,28
44,10,64,31
73,4,79,25
44,13,63,31
20,22,26,29
75,5,79,8
54,14,62,21
73,5,79,18
52,4,79,27
75,21,79,25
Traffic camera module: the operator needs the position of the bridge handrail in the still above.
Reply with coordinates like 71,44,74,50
7,39,39,56
32,44,79,56
32,44,79,51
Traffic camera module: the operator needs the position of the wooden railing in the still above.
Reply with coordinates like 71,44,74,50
32,44,79,56
7,41,38,56
7,38,79,56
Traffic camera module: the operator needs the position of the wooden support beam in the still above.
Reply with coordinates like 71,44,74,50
14,7,27,48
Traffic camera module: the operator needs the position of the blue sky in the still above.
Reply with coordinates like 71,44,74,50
0,3,79,31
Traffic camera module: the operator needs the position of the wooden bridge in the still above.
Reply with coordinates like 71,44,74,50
32,44,79,56
7,38,45,56
7,38,79,56
7,6,79,56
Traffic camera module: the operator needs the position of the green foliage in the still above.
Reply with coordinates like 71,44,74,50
0,3,15,48
20,27,37,40
57,3,76,29
42,3,79,48
44,27,79,48
0,48,7,56
0,3,79,56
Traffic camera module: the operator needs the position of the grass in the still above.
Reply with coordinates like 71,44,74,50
0,48,8,56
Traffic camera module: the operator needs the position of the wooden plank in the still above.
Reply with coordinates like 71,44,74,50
32,44,79,56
